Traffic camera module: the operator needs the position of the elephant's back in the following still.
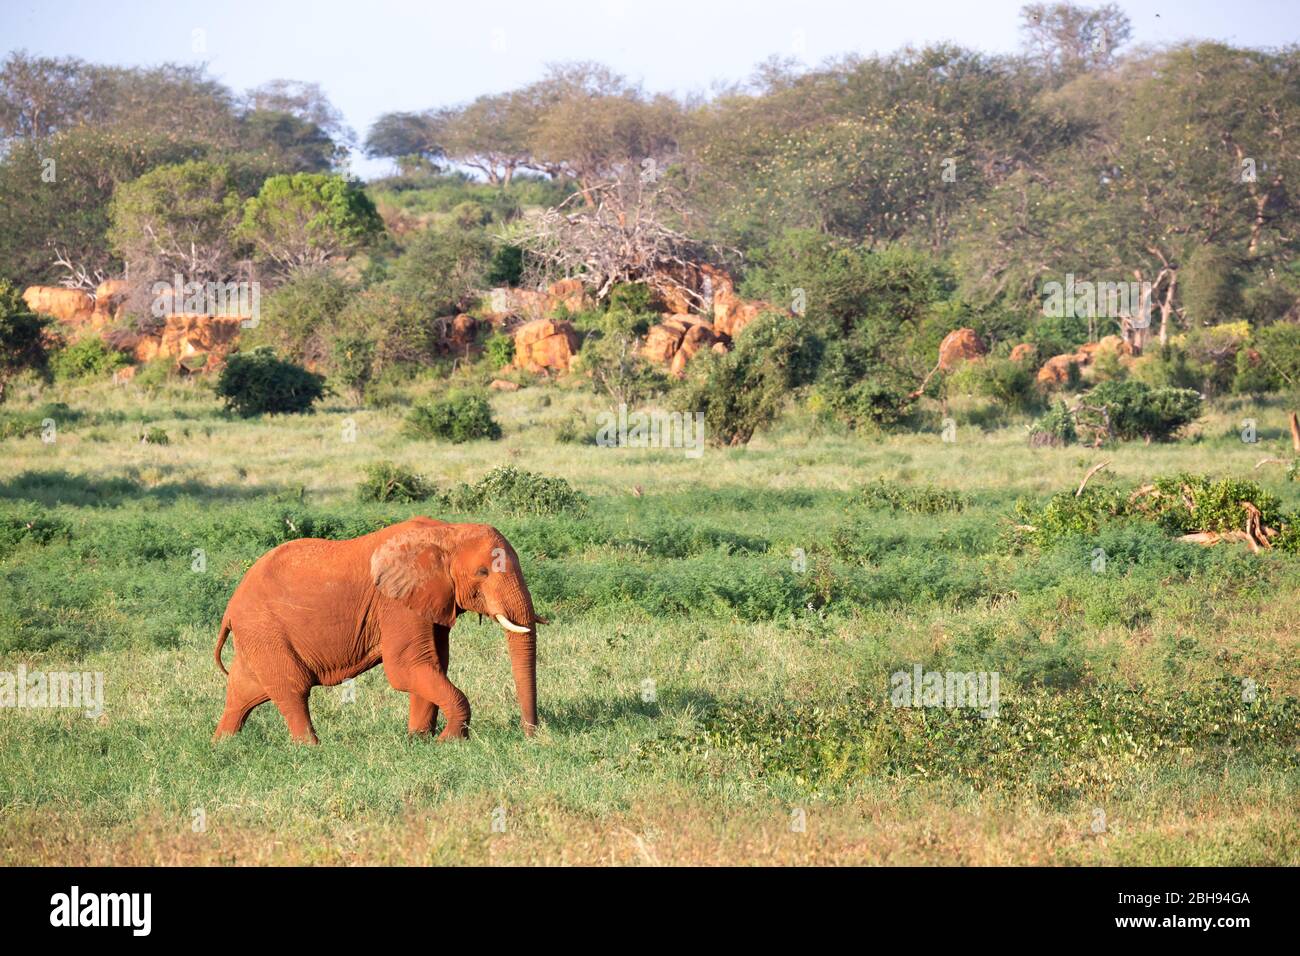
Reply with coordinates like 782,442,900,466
228,536,365,609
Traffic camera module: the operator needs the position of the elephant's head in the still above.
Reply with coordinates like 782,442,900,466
371,519,542,735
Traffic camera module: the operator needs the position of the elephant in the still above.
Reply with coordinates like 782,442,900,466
211,517,542,744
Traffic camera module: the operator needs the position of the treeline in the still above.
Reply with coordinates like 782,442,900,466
1,2,1299,441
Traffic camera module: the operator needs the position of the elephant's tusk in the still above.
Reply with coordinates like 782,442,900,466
495,614,531,634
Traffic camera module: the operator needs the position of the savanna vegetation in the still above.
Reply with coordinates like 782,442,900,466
1,2,1299,865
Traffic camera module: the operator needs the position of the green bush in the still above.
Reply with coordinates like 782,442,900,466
855,478,968,514
946,356,1040,412
0,279,50,403
404,390,501,442
486,244,524,286
1081,380,1202,442
51,337,126,381
1236,323,1300,393
215,347,327,416
330,331,375,398
357,461,437,503
676,312,823,445
1012,472,1298,554
446,465,587,516
1029,400,1078,446
139,426,169,446
485,332,515,369
243,270,357,365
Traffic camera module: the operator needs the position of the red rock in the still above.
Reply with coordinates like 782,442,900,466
1009,343,1036,363
513,318,579,373
1037,353,1079,386
489,379,520,391
937,328,987,370
22,286,94,323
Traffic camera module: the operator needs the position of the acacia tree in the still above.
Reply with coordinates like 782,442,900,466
441,91,537,187
108,160,245,287
237,173,382,278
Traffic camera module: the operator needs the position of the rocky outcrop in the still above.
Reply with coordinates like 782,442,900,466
642,314,721,377
702,265,773,339
23,286,95,323
1037,335,1134,388
937,328,987,370
448,313,478,352
110,314,244,372
23,282,132,332
487,278,591,324
546,278,589,314
1009,342,1036,363
513,318,580,374
669,323,722,378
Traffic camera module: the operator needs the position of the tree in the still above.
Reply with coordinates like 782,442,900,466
0,127,203,286
238,173,382,277
387,225,490,314
441,91,537,187
1019,2,1132,77
364,110,447,167
0,51,96,142
506,168,708,301
0,279,50,403
107,160,245,288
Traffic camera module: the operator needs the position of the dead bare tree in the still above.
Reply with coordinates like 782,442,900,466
51,246,106,291
505,168,729,307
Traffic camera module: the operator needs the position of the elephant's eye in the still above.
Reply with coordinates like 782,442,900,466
475,566,490,578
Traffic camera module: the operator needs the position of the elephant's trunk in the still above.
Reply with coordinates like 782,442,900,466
497,579,538,736
506,630,537,737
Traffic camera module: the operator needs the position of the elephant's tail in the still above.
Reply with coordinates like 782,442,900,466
214,616,232,676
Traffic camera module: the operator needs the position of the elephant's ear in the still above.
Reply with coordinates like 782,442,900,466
371,527,457,626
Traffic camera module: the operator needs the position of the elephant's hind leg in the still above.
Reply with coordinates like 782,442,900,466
213,652,271,741
272,689,319,745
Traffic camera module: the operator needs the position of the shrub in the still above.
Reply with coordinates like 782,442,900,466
1080,380,1201,442
215,347,327,416
1029,400,1078,446
676,312,823,445
330,332,375,399
1239,323,1300,393
243,270,356,366
855,478,968,514
1012,472,1298,554
583,331,662,406
357,462,436,503
485,332,515,369
486,244,524,286
0,280,50,403
946,357,1040,412
139,426,169,446
446,465,587,516
404,390,501,442
51,337,126,381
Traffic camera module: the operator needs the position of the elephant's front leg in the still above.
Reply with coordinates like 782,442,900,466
383,616,469,740
407,627,450,736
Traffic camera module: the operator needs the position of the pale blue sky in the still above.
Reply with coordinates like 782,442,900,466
4,0,1298,178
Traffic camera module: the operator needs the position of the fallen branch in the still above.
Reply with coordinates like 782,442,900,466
1075,459,1112,497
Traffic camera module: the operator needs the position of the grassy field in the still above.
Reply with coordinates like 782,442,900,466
1,374,1298,865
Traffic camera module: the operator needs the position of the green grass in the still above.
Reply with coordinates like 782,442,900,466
0,376,1298,864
